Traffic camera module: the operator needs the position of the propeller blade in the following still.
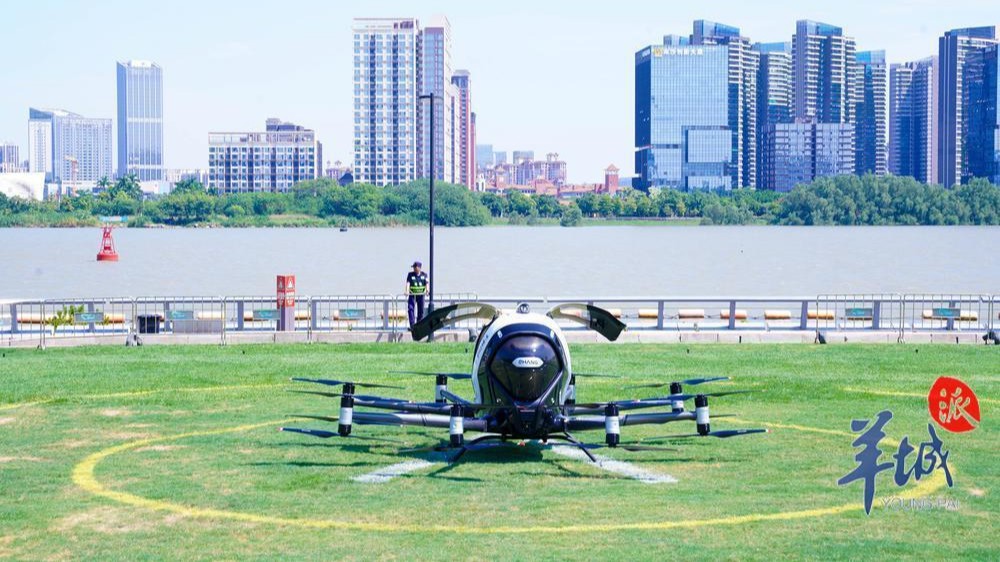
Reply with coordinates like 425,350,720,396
565,398,677,409
290,414,338,423
286,390,404,402
389,370,473,380
290,377,405,390
286,389,341,399
644,428,769,441
626,376,731,389
646,390,755,401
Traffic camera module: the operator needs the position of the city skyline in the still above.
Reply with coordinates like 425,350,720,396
2,0,998,183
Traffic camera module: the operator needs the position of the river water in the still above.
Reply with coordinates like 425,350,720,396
1,226,997,299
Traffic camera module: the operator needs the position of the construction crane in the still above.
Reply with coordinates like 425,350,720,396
63,155,79,198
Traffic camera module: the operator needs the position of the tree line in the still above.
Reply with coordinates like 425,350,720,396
1,174,998,227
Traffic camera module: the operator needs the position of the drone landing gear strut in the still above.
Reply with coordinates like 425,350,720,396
448,432,598,464
546,432,598,463
448,433,506,463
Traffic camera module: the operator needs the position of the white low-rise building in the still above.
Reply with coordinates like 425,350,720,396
0,172,46,200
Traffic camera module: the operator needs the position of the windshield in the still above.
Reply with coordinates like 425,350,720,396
488,335,561,402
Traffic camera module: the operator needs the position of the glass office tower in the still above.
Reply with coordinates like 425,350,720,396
754,42,793,190
765,121,854,192
116,60,164,181
966,44,1000,184
691,20,758,188
635,40,731,190
937,26,997,186
854,51,888,176
792,20,857,124
889,57,938,183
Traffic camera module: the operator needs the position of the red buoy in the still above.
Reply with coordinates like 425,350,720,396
96,226,119,262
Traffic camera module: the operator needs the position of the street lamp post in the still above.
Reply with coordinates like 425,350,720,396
419,93,436,314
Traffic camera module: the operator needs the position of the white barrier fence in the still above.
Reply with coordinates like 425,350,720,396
2,293,997,346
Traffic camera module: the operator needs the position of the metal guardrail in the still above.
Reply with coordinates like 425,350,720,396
2,294,997,346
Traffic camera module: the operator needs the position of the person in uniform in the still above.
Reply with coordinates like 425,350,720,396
405,261,429,330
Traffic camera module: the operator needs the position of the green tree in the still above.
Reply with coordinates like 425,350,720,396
532,194,561,218
172,178,207,195
559,204,583,226
155,192,216,225
478,192,507,217
576,193,598,216
107,174,143,200
507,191,535,216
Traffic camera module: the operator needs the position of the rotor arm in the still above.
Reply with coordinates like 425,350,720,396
565,411,694,431
353,411,488,431
352,398,455,415
566,399,676,415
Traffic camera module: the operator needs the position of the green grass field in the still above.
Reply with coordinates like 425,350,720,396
1,344,996,560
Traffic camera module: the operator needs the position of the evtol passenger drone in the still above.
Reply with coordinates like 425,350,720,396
281,302,766,462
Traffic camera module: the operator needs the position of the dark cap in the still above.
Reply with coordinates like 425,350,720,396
412,261,422,267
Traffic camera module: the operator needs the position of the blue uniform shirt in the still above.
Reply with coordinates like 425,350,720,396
406,271,428,295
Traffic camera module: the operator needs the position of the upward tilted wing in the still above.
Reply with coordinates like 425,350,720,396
547,303,627,341
411,302,499,341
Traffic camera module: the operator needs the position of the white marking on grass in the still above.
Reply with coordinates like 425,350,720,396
549,445,678,484
352,459,440,484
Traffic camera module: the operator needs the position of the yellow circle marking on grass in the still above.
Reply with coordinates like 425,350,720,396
0,383,284,411
0,399,55,411
71,418,950,534
843,387,998,406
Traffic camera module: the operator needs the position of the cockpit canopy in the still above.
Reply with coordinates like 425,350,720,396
488,334,562,402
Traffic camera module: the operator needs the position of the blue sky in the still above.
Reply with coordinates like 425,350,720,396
3,0,998,182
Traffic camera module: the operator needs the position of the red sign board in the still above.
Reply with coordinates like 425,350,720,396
928,376,980,433
277,275,296,308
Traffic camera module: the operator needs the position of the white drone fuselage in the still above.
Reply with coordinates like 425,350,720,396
469,311,573,407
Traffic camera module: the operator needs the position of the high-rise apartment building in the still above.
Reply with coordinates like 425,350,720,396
0,142,20,173
938,26,998,186
854,50,888,176
451,69,474,188
512,150,534,164
764,121,855,192
116,60,164,181
352,17,421,186
889,57,939,183
754,42,793,189
208,118,319,193
28,108,112,186
421,16,460,184
513,153,567,186
353,16,473,187
792,20,857,124
28,110,55,179
635,38,732,190
691,20,758,188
